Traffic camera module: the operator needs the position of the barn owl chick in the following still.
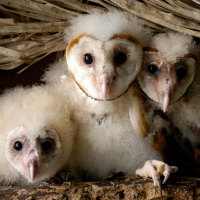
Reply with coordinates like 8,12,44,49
137,32,197,112
43,11,177,192
64,10,155,101
6,126,61,184
0,85,76,185
137,32,200,164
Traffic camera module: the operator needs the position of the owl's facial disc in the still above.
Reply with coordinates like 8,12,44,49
6,126,62,183
138,47,196,112
66,33,142,101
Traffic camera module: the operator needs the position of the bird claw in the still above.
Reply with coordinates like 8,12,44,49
58,169,81,182
59,169,73,181
136,160,178,196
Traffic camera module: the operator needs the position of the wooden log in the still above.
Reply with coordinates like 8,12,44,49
0,176,199,199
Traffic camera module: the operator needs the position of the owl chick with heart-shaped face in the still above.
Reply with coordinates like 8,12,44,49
137,32,197,113
137,32,200,160
43,11,177,191
0,85,76,185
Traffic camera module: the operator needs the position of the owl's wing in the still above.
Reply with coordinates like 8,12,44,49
129,85,149,138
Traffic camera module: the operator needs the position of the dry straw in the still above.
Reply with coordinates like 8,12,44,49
0,0,200,72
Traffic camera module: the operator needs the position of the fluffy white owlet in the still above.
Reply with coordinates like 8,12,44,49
0,85,76,185
43,11,177,192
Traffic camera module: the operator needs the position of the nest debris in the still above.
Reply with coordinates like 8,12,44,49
0,0,200,72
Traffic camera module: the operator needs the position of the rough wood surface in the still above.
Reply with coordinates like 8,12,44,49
0,175,199,200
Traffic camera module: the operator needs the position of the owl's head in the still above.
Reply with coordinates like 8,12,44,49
137,32,197,112
65,11,152,101
5,126,62,183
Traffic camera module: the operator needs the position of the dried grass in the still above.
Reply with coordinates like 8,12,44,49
0,0,200,72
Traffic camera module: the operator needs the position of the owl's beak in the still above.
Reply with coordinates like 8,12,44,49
27,152,38,183
96,72,115,100
99,73,112,100
158,79,173,112
161,94,170,113
101,81,111,100
157,71,176,113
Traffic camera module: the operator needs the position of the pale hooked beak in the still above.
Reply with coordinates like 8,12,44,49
161,94,170,113
158,77,172,113
101,80,112,101
27,153,38,183
96,72,115,101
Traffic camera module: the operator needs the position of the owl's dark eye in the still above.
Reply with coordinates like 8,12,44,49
14,141,23,151
84,53,93,64
147,64,158,74
176,67,187,80
114,52,127,65
41,140,53,153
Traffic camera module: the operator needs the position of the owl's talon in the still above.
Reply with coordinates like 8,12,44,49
152,172,162,196
59,170,71,181
162,164,170,184
136,160,178,196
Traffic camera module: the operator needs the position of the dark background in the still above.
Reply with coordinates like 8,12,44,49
0,53,57,94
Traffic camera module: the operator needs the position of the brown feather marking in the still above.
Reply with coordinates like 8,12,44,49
132,88,149,138
143,47,158,52
182,53,197,62
151,111,200,167
152,126,168,158
157,164,165,176
110,33,141,49
66,33,86,56
136,85,151,138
